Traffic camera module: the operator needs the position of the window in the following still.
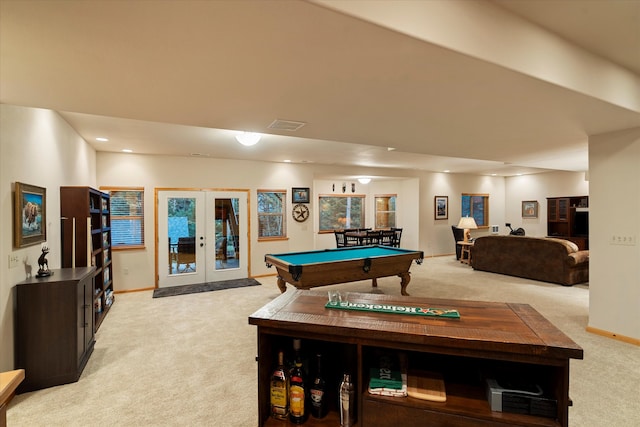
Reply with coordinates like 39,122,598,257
319,195,365,231
375,195,396,229
258,190,286,239
461,193,489,227
102,187,144,248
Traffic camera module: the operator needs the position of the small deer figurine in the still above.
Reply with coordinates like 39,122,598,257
37,245,52,277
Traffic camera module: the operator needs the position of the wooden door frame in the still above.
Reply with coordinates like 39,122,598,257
154,187,251,288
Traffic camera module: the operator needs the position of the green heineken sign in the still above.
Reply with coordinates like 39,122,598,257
325,301,460,318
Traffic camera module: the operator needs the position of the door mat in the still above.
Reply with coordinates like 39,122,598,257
153,278,261,298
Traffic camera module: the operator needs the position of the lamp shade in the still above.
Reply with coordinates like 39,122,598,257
235,132,261,146
457,216,478,229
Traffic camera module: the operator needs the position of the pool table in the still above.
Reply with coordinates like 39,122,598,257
264,245,424,295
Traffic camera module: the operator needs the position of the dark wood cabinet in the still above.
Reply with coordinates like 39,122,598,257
547,196,589,250
250,291,583,427
61,186,114,330
15,267,96,393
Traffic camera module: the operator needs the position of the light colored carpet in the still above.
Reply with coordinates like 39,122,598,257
8,256,640,426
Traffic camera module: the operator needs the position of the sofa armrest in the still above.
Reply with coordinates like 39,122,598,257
567,250,589,267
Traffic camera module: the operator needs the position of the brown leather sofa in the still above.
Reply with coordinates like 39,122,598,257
472,235,589,286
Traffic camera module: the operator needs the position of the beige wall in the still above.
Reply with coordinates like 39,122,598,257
505,171,590,238
589,127,640,340
1,105,96,370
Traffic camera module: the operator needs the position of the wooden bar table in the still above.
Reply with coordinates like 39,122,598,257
249,290,583,427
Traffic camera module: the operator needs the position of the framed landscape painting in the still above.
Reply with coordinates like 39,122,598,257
522,200,538,218
435,196,448,220
292,187,310,204
14,182,47,248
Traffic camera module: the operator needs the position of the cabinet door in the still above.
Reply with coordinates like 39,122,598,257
548,199,557,221
558,198,569,221
77,276,94,363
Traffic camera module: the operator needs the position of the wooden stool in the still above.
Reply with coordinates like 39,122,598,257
457,241,474,265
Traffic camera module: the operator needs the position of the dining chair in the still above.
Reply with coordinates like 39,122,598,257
334,231,347,247
345,233,361,246
380,229,396,246
392,228,403,247
176,237,196,272
365,230,382,245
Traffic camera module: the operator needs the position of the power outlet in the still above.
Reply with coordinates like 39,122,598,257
610,235,637,246
8,254,20,269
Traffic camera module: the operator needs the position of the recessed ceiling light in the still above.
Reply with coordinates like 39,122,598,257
358,178,371,184
491,173,497,176
444,170,450,173
387,147,396,151
96,137,109,142
122,149,133,153
283,159,291,163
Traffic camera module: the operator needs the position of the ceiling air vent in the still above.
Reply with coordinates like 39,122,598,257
268,119,306,132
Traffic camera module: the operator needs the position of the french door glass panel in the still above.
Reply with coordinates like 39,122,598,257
158,191,247,288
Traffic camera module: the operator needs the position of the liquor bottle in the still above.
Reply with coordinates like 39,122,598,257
309,353,328,418
270,350,289,420
339,373,355,427
289,340,307,424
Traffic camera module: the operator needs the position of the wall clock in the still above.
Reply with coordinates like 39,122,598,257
292,203,310,222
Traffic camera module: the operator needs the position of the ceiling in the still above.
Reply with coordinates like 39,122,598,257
1,0,639,179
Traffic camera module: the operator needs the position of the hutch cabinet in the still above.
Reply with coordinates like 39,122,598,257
546,196,589,250
61,186,115,330
250,291,583,427
15,267,96,393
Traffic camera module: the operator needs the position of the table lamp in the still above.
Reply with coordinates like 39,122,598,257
457,216,478,242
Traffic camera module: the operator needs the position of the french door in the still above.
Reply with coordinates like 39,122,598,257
157,190,248,288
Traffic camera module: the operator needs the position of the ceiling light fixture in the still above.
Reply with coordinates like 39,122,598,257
358,178,371,184
96,137,109,142
122,149,133,153
235,132,261,146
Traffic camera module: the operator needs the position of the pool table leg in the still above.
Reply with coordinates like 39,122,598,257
399,272,411,296
277,276,287,293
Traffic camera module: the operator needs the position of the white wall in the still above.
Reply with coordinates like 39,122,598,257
505,171,589,238
312,178,420,250
96,152,317,290
419,172,506,256
589,128,640,341
1,105,96,371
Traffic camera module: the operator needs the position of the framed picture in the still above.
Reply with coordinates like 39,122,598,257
292,187,310,204
522,200,538,218
14,182,47,248
434,196,448,220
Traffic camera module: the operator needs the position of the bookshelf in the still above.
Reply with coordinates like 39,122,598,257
60,186,115,331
